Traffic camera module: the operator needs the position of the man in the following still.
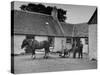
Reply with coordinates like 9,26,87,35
78,41,83,58
73,40,78,58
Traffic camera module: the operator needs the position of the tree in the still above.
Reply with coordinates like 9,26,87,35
20,3,67,22
58,8,66,22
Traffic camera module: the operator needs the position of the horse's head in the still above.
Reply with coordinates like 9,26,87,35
21,39,28,49
21,39,33,49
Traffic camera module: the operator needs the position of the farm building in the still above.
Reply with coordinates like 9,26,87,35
88,8,97,60
73,23,88,54
11,7,74,54
60,22,73,50
12,4,97,60
72,8,97,60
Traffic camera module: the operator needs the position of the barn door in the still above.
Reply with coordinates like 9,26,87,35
53,37,66,52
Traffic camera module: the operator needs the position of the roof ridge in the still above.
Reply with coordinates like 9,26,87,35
60,22,74,25
74,22,88,25
88,8,97,24
14,9,65,36
13,9,52,17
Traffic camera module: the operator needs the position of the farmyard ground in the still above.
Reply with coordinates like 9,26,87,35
13,53,97,74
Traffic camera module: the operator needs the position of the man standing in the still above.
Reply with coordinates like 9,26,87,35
78,41,83,58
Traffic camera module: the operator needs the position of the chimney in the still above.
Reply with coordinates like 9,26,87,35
51,6,65,36
51,6,58,19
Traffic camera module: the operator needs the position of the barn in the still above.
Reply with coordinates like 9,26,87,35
73,23,88,54
72,8,97,60
60,22,74,50
12,5,97,59
11,7,74,54
88,8,97,60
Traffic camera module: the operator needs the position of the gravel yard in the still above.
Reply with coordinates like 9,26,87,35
12,53,97,74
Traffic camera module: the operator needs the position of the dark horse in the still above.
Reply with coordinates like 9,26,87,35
21,39,50,59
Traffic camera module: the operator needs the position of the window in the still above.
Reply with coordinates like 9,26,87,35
66,38,71,43
48,36,54,47
85,38,88,44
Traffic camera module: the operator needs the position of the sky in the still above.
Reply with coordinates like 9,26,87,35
14,1,96,24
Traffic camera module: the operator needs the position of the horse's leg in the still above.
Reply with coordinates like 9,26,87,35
43,48,46,59
63,50,66,58
44,52,46,59
32,49,36,59
73,49,76,58
44,48,49,59
46,47,50,58
44,48,47,59
46,51,49,58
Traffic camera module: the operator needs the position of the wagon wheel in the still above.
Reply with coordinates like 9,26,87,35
59,50,70,58
59,52,66,58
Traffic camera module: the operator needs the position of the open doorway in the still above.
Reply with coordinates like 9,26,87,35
80,38,89,55
48,36,55,52
72,37,89,58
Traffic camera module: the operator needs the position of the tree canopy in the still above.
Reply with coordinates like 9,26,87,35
20,3,67,22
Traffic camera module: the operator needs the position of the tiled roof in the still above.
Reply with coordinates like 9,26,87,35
60,22,74,37
74,23,88,37
13,10,64,36
88,8,97,24
12,10,88,37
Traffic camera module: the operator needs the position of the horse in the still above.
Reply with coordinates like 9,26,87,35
21,38,50,59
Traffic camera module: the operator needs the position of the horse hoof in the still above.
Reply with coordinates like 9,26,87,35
32,57,35,59
43,56,48,59
46,57,48,59
31,57,36,59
